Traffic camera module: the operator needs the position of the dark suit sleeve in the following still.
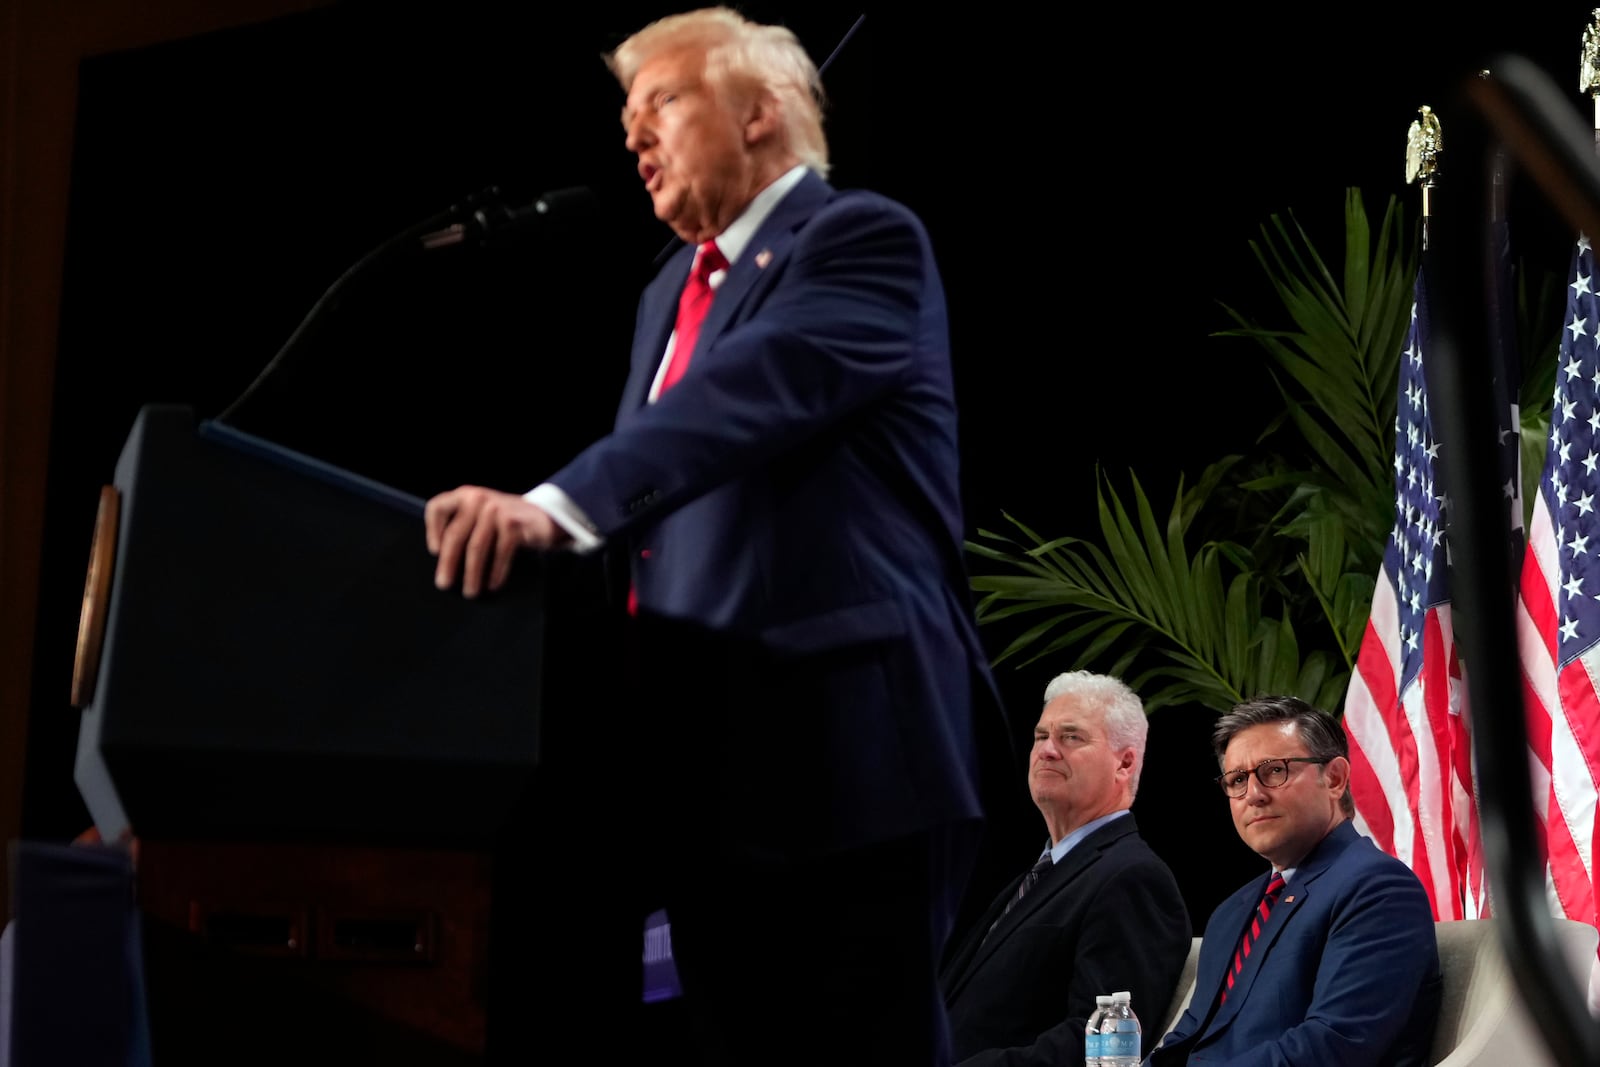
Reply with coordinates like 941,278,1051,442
957,853,1190,1067
1147,897,1239,1065
548,197,931,538
1148,984,1204,1065
1209,861,1438,1067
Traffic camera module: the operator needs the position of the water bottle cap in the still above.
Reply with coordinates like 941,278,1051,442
1096,995,1113,1005
1113,991,1131,1002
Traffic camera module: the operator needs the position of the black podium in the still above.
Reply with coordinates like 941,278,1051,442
74,404,548,846
64,404,622,1063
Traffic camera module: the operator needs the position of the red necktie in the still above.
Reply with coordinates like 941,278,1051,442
658,240,728,394
1222,873,1285,1003
628,241,729,617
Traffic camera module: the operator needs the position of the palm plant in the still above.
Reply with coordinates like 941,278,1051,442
1213,188,1416,669
968,467,1346,715
968,189,1418,715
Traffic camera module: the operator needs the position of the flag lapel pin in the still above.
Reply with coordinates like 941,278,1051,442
755,249,772,269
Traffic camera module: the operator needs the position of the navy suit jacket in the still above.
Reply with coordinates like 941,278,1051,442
940,814,1191,1066
547,171,1001,858
1147,821,1441,1067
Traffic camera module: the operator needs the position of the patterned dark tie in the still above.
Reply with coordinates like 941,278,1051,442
659,240,728,393
1222,873,1286,1003
1004,854,1054,916
981,853,1053,946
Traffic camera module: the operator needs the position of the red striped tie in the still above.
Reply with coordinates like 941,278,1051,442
1222,873,1285,1003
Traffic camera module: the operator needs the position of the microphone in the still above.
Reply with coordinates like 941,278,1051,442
420,186,597,250
212,184,600,426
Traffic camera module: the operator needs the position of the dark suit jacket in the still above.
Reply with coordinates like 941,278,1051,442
939,813,1191,1066
1147,820,1442,1067
547,171,1002,859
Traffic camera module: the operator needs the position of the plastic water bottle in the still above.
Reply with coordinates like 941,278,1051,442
1085,993,1113,1065
1101,990,1141,1067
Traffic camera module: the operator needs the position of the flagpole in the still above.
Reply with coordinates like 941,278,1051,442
1444,45,1600,1064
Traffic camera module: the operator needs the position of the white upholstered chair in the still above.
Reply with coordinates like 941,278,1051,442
1147,918,1598,1066
1158,936,1202,1039
1430,916,1596,1067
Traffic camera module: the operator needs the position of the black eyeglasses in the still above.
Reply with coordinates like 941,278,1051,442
1215,757,1330,798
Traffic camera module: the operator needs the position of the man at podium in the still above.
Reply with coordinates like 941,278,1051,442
425,7,1001,1064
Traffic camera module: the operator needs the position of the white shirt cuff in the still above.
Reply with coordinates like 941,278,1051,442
525,483,604,553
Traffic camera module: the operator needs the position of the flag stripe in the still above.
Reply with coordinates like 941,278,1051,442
1344,275,1489,920
1517,236,1600,1007
1346,589,1403,857
1347,233,1525,923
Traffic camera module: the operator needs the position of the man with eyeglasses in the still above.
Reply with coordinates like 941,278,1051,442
1145,695,1441,1067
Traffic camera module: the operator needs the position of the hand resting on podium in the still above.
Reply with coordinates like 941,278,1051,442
424,486,568,597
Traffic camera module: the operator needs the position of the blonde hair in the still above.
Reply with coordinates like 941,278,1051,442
606,7,829,177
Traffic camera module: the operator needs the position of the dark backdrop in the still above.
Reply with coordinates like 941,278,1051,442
23,0,1591,964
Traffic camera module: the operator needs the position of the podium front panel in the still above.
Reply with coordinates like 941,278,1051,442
75,405,552,846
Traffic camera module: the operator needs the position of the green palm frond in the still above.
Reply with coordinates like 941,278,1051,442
1215,189,1414,491
969,471,1348,715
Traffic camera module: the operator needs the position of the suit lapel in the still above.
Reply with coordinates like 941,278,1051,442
959,818,1139,983
1174,874,1273,1048
1206,873,1297,1032
1195,879,1266,1012
688,171,831,368
615,245,692,424
940,873,1023,995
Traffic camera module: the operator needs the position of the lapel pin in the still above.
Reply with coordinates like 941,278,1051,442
1284,895,1295,903
755,249,772,269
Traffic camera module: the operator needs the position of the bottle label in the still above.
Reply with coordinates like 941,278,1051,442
1104,1029,1139,1058
1085,1031,1102,1060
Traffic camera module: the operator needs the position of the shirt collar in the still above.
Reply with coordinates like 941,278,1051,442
709,163,808,267
1047,808,1130,864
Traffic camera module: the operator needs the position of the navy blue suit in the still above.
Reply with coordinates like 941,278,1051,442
1147,821,1442,1067
548,170,994,857
546,170,1004,1064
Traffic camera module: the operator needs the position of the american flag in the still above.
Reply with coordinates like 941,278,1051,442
1343,266,1490,920
1516,234,1600,1001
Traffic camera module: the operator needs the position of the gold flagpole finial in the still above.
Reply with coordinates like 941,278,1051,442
1406,105,1443,241
1583,9,1600,141
1581,9,1600,97
1405,105,1443,189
